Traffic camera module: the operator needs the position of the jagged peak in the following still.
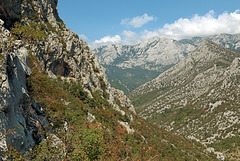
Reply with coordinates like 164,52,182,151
95,36,177,49
139,36,176,45
191,39,236,59
196,39,219,49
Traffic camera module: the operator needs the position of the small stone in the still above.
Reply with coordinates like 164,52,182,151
0,19,4,26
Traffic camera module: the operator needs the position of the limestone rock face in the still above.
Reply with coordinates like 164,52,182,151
0,0,22,28
0,20,48,153
0,0,61,29
0,0,128,108
93,37,195,71
0,0,135,154
111,87,136,114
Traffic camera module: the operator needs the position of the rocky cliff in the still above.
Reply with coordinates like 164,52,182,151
0,18,50,154
0,0,133,155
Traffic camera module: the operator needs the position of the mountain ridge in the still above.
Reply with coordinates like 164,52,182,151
129,40,240,160
0,0,136,156
93,34,240,94
0,0,217,160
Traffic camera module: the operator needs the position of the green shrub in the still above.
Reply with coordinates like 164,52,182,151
93,65,100,73
120,114,130,123
62,80,89,101
91,90,109,108
77,127,104,160
11,22,46,43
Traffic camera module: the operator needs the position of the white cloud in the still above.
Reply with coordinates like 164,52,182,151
141,30,159,40
94,35,121,44
91,10,240,48
121,13,155,28
156,9,240,40
122,30,141,44
90,35,121,48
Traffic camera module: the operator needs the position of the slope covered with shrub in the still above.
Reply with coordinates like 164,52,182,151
23,55,216,160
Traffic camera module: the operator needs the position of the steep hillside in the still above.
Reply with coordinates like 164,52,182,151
93,34,240,93
130,40,240,160
24,56,215,160
0,0,216,160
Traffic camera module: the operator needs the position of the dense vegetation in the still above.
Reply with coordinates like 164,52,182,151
11,22,46,43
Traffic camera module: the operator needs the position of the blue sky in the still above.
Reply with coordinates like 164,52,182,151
58,0,240,48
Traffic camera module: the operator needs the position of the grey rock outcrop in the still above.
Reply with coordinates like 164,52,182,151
0,0,135,155
0,20,48,153
111,87,136,114
0,0,61,28
0,0,22,28
0,0,125,108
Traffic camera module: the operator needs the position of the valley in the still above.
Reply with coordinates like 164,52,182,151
0,0,239,160
129,40,240,160
94,34,240,94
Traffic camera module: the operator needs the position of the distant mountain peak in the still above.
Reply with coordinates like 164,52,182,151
93,33,240,94
129,36,240,160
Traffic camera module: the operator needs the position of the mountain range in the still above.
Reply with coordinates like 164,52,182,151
0,0,217,160
129,40,240,160
93,34,240,94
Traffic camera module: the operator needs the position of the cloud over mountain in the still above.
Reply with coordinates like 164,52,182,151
126,10,240,43
93,35,121,46
121,13,155,28
156,10,240,39
91,10,240,48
